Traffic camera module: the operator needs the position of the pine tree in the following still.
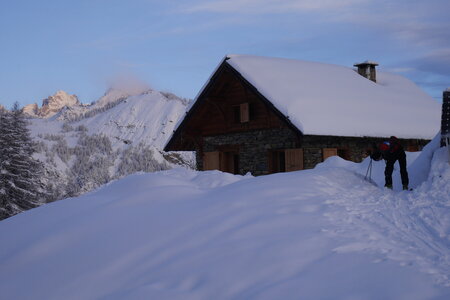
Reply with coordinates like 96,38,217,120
0,103,44,220
0,109,9,219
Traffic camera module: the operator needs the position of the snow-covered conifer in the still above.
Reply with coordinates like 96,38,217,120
0,103,45,220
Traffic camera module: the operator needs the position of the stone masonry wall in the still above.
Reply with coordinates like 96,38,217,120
200,128,299,175
301,135,428,169
197,128,430,175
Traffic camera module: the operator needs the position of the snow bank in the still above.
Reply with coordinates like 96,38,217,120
1,146,449,299
316,133,442,190
315,151,418,191
408,133,442,187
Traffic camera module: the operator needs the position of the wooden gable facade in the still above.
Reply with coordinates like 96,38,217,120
165,58,429,175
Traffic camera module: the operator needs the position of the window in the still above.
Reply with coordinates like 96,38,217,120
323,148,350,161
269,148,303,173
232,103,250,123
240,103,249,123
407,145,419,152
203,151,240,174
323,148,337,160
203,151,220,170
233,106,240,123
337,149,351,160
270,150,286,173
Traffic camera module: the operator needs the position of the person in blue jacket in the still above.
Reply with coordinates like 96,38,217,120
370,136,409,190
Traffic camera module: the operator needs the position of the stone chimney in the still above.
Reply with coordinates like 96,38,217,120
354,60,379,82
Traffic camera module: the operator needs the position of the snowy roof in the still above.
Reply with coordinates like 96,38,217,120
222,54,440,139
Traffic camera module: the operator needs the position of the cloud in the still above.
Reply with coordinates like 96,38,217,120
389,49,450,99
183,0,368,14
180,0,450,52
406,49,450,77
106,71,152,95
332,0,450,48
390,22,450,49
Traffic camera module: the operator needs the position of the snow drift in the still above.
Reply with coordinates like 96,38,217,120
0,145,449,299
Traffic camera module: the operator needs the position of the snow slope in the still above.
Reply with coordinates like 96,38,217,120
75,90,187,149
30,89,189,150
0,144,449,299
225,55,441,139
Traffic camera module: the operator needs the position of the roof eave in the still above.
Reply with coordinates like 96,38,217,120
164,56,231,151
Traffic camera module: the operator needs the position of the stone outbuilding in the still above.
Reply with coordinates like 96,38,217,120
442,89,450,143
165,55,441,175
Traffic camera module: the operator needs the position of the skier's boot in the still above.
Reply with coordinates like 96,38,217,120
403,185,409,191
385,184,393,190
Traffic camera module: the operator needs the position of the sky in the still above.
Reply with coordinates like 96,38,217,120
0,0,449,108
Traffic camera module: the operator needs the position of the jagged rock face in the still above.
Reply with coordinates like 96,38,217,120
22,103,39,117
39,91,80,118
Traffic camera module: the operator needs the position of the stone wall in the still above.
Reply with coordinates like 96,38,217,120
197,128,430,175
301,135,373,169
200,128,299,175
301,135,428,169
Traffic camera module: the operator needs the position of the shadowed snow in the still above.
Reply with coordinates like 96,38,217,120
0,145,449,299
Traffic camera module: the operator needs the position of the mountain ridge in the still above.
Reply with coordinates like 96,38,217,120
24,87,194,202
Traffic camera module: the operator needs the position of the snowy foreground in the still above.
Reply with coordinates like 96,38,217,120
1,145,449,299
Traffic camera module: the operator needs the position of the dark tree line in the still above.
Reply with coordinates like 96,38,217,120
0,103,45,220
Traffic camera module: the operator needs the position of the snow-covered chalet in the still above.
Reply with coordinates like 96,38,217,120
165,55,441,175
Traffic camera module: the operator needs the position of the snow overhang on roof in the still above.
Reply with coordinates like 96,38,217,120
225,54,440,139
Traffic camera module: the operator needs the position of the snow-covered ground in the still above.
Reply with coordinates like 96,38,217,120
0,141,449,299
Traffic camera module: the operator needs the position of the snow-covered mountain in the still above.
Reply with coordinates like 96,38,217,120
30,89,189,148
0,135,449,299
25,88,193,201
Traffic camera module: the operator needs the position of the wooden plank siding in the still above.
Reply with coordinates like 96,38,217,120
182,67,289,138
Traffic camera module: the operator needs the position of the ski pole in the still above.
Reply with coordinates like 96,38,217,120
365,158,373,181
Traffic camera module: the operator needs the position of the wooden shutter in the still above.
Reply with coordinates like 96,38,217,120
323,148,337,161
203,151,220,170
240,103,249,123
285,148,303,172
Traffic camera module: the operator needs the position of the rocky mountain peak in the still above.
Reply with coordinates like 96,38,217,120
22,103,39,117
39,90,80,118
